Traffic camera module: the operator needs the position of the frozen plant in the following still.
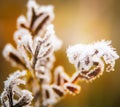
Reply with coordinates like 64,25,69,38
1,71,33,107
0,0,119,107
67,40,119,82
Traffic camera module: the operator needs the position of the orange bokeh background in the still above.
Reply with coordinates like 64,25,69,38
0,0,120,107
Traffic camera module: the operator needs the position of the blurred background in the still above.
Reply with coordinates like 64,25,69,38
0,0,120,107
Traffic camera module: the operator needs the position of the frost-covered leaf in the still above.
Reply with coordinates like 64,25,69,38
1,71,33,107
17,0,54,36
67,40,119,81
42,84,58,106
3,44,26,69
54,66,70,86
64,83,81,95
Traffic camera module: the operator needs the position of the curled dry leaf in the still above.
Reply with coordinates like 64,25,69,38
67,40,119,82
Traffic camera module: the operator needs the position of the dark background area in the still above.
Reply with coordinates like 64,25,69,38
0,0,120,107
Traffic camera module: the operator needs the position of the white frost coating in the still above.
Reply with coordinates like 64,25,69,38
14,29,34,70
1,70,33,107
67,40,119,81
14,29,33,47
54,66,70,85
64,83,81,95
33,36,53,59
36,69,52,84
45,54,55,70
3,44,23,67
17,0,54,36
17,15,28,28
3,44,14,59
27,0,54,22
5,70,26,88
45,24,62,51
51,84,65,97
94,40,119,72
67,44,85,64
42,85,58,106
14,29,31,47
13,23,61,80
35,55,55,83
21,90,33,104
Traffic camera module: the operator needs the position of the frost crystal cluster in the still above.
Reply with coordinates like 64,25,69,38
0,0,119,107
67,40,119,82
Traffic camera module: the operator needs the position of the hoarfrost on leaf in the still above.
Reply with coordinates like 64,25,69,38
17,0,54,36
1,71,33,107
67,40,119,81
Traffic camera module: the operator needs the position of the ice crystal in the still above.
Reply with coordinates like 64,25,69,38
67,40,119,81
